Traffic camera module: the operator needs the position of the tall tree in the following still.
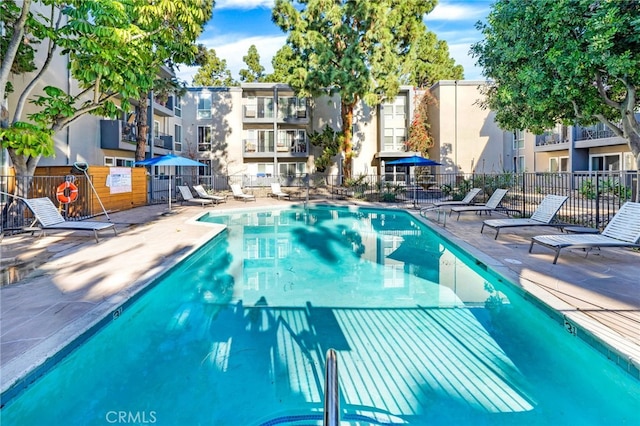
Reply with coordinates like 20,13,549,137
409,31,464,88
0,0,212,193
472,0,640,172
239,45,265,82
192,48,237,87
272,0,437,178
263,45,302,84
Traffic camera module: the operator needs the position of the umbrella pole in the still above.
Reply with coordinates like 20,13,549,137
414,171,418,209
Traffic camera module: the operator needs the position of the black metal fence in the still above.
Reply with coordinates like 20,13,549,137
1,174,97,233
2,171,637,233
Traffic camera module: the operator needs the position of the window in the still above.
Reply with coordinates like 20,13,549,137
384,164,406,184
198,126,212,151
394,96,406,119
257,97,274,118
278,97,307,119
590,154,620,171
243,131,274,153
549,156,568,172
197,93,212,119
256,130,274,152
383,128,406,151
174,96,182,117
105,157,134,167
278,162,306,176
153,120,159,138
513,130,525,150
278,130,306,152
116,158,134,167
244,96,274,118
515,155,525,172
249,163,274,177
383,96,406,120
174,124,182,152
623,152,637,170
245,97,257,118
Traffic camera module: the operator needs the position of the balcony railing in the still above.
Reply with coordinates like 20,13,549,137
575,125,617,142
535,133,568,146
243,140,308,157
153,132,173,150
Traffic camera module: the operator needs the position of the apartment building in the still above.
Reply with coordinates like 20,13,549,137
179,82,518,186
5,67,636,183
533,121,637,173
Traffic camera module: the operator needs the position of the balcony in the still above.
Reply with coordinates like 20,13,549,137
153,132,173,151
100,120,137,151
101,120,173,152
534,133,570,152
243,140,309,158
574,123,625,149
153,95,174,117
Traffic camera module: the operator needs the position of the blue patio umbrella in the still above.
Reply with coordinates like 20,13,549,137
386,155,442,207
386,155,441,167
135,154,207,212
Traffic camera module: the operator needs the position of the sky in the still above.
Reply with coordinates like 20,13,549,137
176,0,493,84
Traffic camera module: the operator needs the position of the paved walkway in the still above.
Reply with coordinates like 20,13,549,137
1,198,639,396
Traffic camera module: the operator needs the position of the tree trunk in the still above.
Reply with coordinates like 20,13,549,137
620,115,640,202
340,101,355,180
134,104,149,162
7,148,39,197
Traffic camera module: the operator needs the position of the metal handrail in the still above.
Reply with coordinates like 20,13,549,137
324,348,339,426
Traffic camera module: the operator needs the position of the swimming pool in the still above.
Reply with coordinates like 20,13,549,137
1,205,638,425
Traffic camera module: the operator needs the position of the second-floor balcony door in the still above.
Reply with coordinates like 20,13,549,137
258,130,274,152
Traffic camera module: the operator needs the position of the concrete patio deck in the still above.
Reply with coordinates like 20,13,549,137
1,197,639,399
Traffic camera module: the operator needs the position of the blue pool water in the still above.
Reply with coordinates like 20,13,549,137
1,205,639,425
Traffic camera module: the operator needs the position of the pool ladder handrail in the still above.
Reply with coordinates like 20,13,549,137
324,348,339,426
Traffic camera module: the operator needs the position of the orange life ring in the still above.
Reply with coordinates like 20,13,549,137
56,181,79,204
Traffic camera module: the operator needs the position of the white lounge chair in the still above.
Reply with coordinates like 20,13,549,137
22,197,117,243
529,202,640,264
230,184,256,202
269,183,291,200
177,185,215,207
420,188,481,216
450,188,509,221
192,185,227,204
481,194,568,239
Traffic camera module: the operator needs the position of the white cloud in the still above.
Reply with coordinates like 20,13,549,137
425,1,490,22
215,0,274,10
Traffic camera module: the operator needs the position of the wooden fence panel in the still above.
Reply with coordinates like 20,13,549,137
34,166,147,215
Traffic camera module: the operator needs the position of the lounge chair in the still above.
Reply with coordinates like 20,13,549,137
529,202,640,264
481,194,568,239
230,184,256,202
450,188,509,221
269,183,291,200
420,188,481,216
22,197,117,243
193,184,227,204
177,185,215,207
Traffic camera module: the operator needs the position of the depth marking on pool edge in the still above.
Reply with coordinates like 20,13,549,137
112,307,123,320
563,317,577,336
